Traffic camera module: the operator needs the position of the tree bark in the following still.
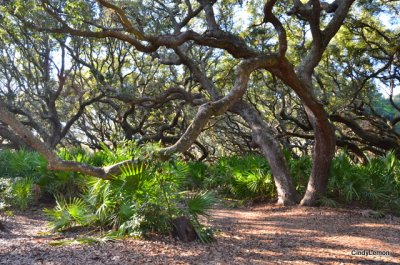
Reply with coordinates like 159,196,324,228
0,124,31,150
301,107,336,206
170,216,198,242
160,55,279,156
173,48,299,205
231,101,300,205
274,60,336,206
0,56,276,180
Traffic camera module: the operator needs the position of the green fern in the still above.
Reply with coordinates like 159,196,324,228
318,196,338,208
9,177,34,211
118,162,147,193
187,191,216,218
45,196,94,231
49,235,118,246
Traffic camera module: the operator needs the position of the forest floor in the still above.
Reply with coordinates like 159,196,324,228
0,203,399,265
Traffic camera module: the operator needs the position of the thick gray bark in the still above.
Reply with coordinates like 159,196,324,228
231,101,300,205
173,48,299,205
160,55,278,156
0,124,31,150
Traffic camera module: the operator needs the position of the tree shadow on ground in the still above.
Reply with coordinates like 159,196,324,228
1,204,399,264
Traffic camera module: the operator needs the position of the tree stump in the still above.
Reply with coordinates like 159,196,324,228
171,216,198,242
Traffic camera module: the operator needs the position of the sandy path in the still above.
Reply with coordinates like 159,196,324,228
1,204,399,264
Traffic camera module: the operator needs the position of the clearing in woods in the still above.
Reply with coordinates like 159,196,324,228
0,204,399,264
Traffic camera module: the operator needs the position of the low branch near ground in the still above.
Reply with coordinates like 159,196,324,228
0,101,135,179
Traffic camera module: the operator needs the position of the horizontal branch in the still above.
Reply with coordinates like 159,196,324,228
160,55,279,155
0,101,132,179
0,56,276,178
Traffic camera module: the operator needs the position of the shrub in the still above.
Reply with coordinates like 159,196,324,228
0,149,48,180
326,151,400,214
288,155,312,194
9,177,35,211
189,151,400,215
201,154,275,201
186,161,208,189
45,145,215,242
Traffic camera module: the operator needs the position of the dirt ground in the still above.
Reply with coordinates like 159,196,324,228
0,204,399,265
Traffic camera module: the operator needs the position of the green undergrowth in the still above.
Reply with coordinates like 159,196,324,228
0,143,216,242
325,151,400,214
1,144,400,242
186,151,400,215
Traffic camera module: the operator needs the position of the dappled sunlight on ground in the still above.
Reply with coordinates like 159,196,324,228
1,204,399,264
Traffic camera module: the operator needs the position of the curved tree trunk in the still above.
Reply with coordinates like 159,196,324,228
173,47,299,205
272,0,353,206
276,60,337,206
300,108,336,206
232,101,300,205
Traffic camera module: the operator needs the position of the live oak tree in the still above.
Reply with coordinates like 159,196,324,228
0,0,398,206
0,25,105,149
275,4,400,161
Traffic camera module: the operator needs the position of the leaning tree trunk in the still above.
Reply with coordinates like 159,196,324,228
277,60,337,206
300,107,336,206
173,48,299,205
232,101,300,205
